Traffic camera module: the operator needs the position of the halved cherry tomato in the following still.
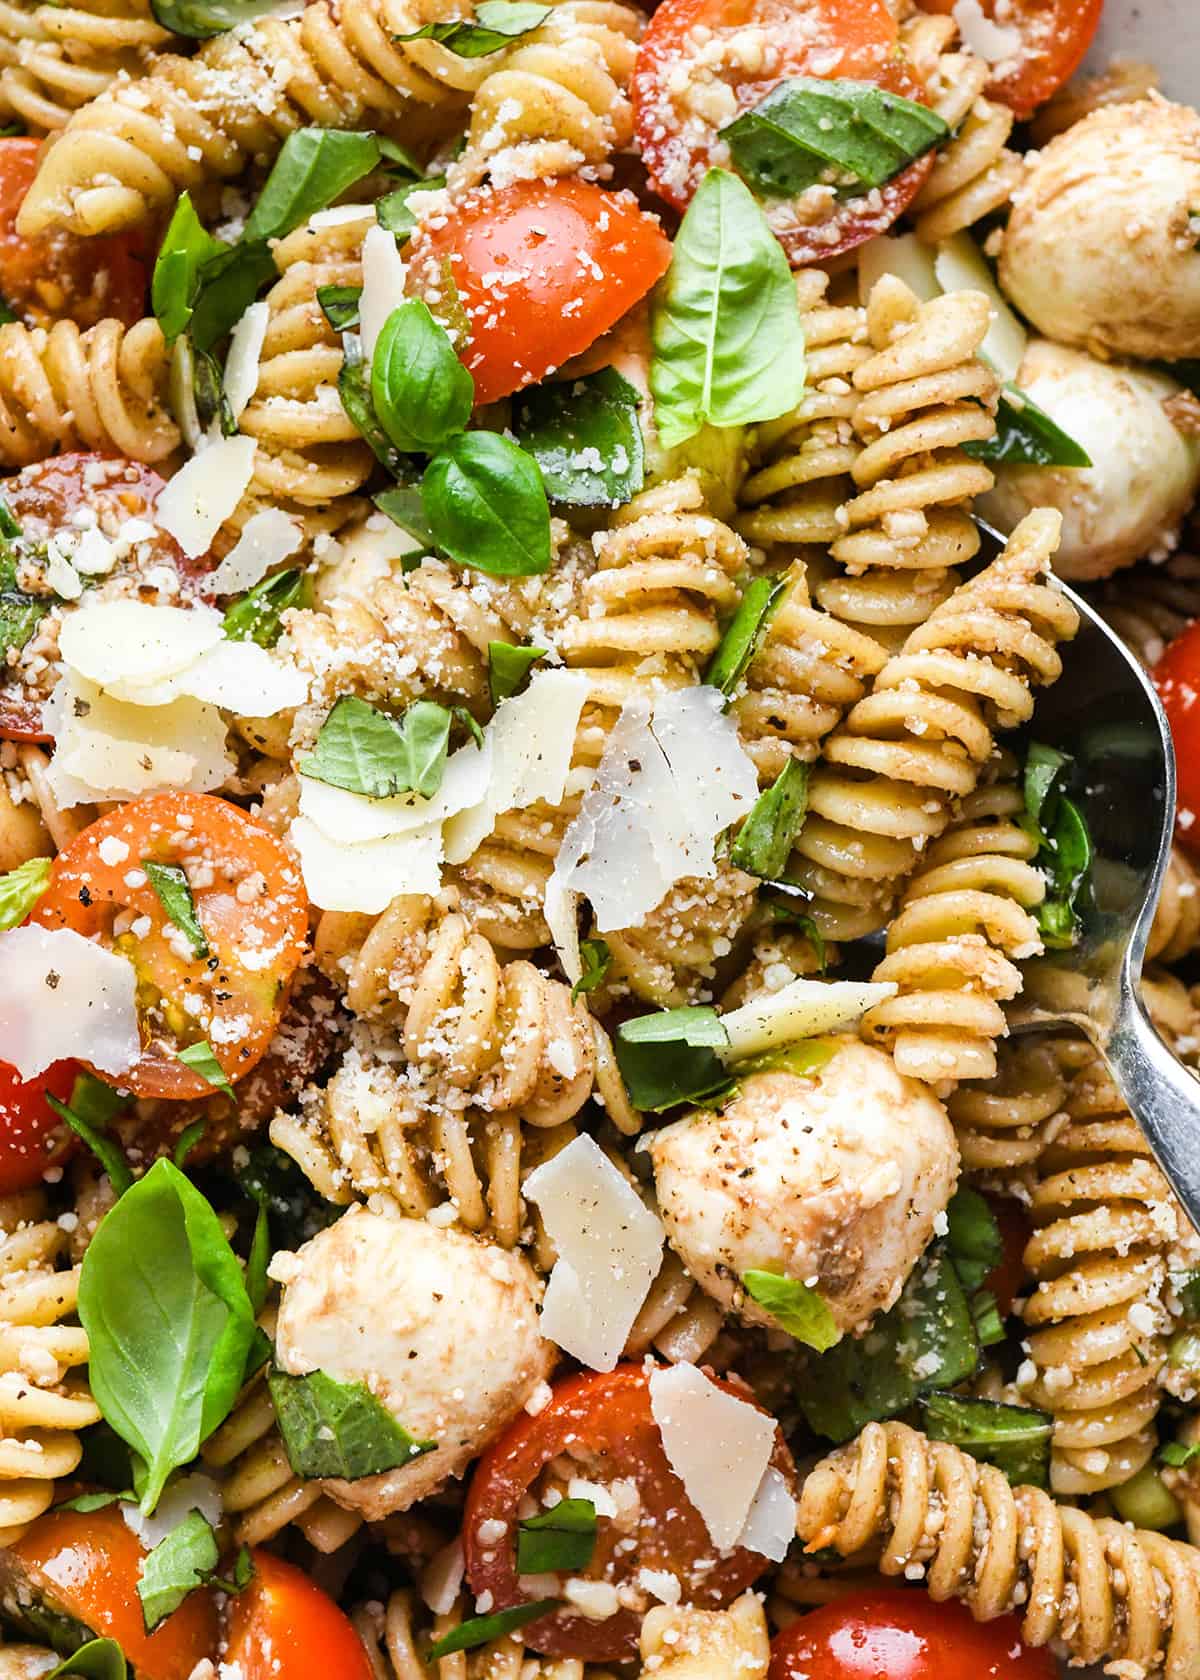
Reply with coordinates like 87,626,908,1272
406,178,672,406
768,1589,1056,1680
984,1194,1031,1320
223,1551,374,1680
464,1364,795,1662
0,1058,78,1193
632,0,936,263
914,0,1102,119
0,139,147,327
32,793,309,1100
1154,620,1200,858
2,1507,217,1680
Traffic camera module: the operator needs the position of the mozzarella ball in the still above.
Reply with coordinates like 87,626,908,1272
647,1039,958,1335
273,1207,556,1519
1000,98,1200,361
977,339,1200,581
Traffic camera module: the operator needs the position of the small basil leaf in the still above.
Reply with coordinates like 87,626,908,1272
1161,1440,1200,1467
245,1202,270,1316
192,346,236,438
268,1367,435,1479
422,432,551,577
221,567,308,648
244,130,382,245
339,334,408,475
317,283,362,331
151,0,280,38
46,1092,133,1197
189,240,277,353
921,1390,1053,1489
172,1119,208,1171
1020,742,1094,949
964,385,1092,468
512,366,645,507
0,854,50,929
49,1640,127,1680
143,860,208,960
236,1143,339,1251
0,497,21,541
371,299,474,455
971,1288,1005,1348
374,483,438,549
152,192,227,342
394,0,549,56
729,758,810,879
516,1499,597,1574
299,695,455,800
0,588,48,656
615,1005,734,1112
376,136,423,178
650,168,806,450
742,1269,841,1351
429,1602,559,1658
570,936,610,1004
376,174,446,239
944,1186,1003,1296
705,574,786,696
137,1509,219,1632
56,1490,130,1513
488,640,546,705
762,892,826,971
70,1070,129,1128
177,1040,236,1102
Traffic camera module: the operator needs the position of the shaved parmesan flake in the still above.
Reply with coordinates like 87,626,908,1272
210,508,302,596
154,639,308,714
735,1466,796,1563
720,976,896,1061
543,873,582,985
289,815,443,912
44,675,232,807
444,671,590,865
309,203,374,229
60,600,224,691
156,435,257,557
648,1364,776,1551
552,687,758,932
524,1134,664,1372
360,224,408,363
222,302,269,424
421,1539,465,1618
952,0,1021,64
858,232,940,306
0,925,139,1080
299,741,490,846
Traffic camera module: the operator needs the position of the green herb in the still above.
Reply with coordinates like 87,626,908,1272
245,1202,270,1316
488,641,546,705
705,575,786,697
172,1120,208,1170
188,240,277,353
1021,742,1094,948
394,0,549,55
516,1499,597,1574
512,366,645,507
371,299,474,455
921,1391,1053,1489
570,937,611,1004
214,1545,255,1595
150,0,282,37
1160,1440,1200,1468
192,345,236,437
742,1270,841,1351
76,1419,139,1493
944,1186,1002,1295
422,431,551,577
177,1040,236,1102
971,1288,1005,1348
143,861,208,960
0,296,16,325
0,854,50,929
339,334,408,476
730,758,809,879
55,1490,128,1513
235,1143,339,1250
736,1035,837,1080
49,1641,127,1680
374,483,438,550
300,695,463,799
77,1158,258,1511
317,283,362,332
71,1071,129,1129
614,1005,734,1112
0,505,49,655
377,136,423,178
221,566,308,648
243,129,382,245
152,192,226,342
762,894,826,971
269,1367,434,1480
46,1093,133,1197
650,168,807,451
137,1510,220,1631
376,175,446,240
964,385,1091,468
1179,1271,1200,1318
429,1602,559,1658
722,77,947,200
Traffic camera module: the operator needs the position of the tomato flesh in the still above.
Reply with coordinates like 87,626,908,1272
984,1195,1031,1320
769,1590,1057,1680
1154,620,1200,859
0,1058,78,1193
915,0,1102,118
32,793,309,1100
464,1364,794,1662
406,178,672,406
224,1551,375,1680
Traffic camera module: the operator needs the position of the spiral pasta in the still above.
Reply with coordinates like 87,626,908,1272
946,1036,1067,1178
795,1418,1200,1680
602,857,759,1008
1149,847,1200,964
1097,550,1200,671
0,0,172,134
354,1587,624,1680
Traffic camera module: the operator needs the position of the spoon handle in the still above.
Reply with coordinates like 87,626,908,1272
1105,990,1200,1234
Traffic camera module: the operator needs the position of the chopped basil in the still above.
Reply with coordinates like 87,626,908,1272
49,1641,127,1680
143,860,208,960
243,129,382,244
488,640,547,705
705,574,786,697
245,1202,270,1315
137,1509,219,1631
177,1040,236,1102
762,892,826,972
71,1070,129,1129
339,333,408,476
376,174,446,240
964,385,1091,468
0,512,49,655
729,758,810,879
150,0,282,38
377,136,424,179
46,1092,133,1198
300,695,463,800
187,241,277,353
650,168,807,451
570,936,611,1004
944,1187,1002,1295
55,1490,128,1513
374,483,438,550
1161,1439,1200,1468
221,567,309,648
722,77,947,201
742,1269,841,1351
269,1367,434,1479
1180,1271,1200,1318
921,1391,1053,1489
1021,742,1093,948
971,1288,1005,1348
371,299,474,455
512,366,645,507
235,1143,339,1251
0,296,16,325
172,1119,208,1171
192,345,236,437
614,1005,735,1112
152,193,226,343
394,0,549,56
422,431,552,577
0,854,50,930
316,283,362,331
429,1601,559,1659
0,498,20,540
516,1498,598,1574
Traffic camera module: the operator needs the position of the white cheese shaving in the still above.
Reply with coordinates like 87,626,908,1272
309,203,374,229
858,231,941,305
543,873,582,985
720,976,896,1061
0,925,140,1080
289,815,444,912
647,1364,776,1552
298,742,491,846
735,1465,796,1563
44,675,232,808
523,1133,664,1372
359,224,408,363
155,435,257,556
210,507,302,596
151,638,308,714
121,1473,223,1550
222,301,269,424
952,0,1021,65
934,231,1027,384
60,599,224,691
420,1539,466,1618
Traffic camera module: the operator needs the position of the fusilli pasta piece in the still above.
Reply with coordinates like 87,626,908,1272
946,1037,1067,1178
602,859,758,1008
1149,847,1200,965
0,0,172,134
1097,550,1200,671
354,1587,621,1680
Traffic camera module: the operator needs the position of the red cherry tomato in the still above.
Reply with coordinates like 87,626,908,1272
984,1195,1031,1320
0,1058,78,1193
914,0,1103,119
632,0,936,262
1154,620,1200,858
406,177,672,406
464,1364,795,1662
32,793,309,1100
223,1551,375,1680
768,1590,1057,1680
5,1507,217,1680
0,139,147,327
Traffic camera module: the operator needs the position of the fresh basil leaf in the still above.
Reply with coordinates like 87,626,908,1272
46,1092,133,1197
76,1419,138,1493
971,1288,1005,1349
722,77,947,200
742,1269,840,1351
964,385,1091,468
177,1040,236,1102
0,854,50,930
317,283,362,331
50,1640,127,1680
0,497,20,541
429,1601,559,1658
488,640,546,705
1023,741,1070,833
730,758,809,879
762,892,826,971
1179,1271,1200,1318
70,1071,129,1129
339,333,409,475
269,1367,434,1479
1161,1440,1200,1468
570,936,610,1004
78,1157,257,1511
394,0,549,56
376,174,446,240
55,1489,129,1513
243,129,382,244
373,484,437,550
615,1005,734,1112
300,695,457,799
172,1119,208,1171
371,299,474,455
0,587,47,656
137,1510,219,1632
245,1202,270,1316
422,432,551,576
944,1186,1003,1296
1021,742,1094,949
143,860,208,960
921,1391,1053,1489
650,168,806,451
376,136,424,179
512,366,645,507
150,0,281,38
0,294,17,324
188,240,277,353
192,345,236,438
207,1543,256,1596
516,1499,597,1574
152,192,227,342
221,566,308,648
705,574,786,697
235,1143,338,1250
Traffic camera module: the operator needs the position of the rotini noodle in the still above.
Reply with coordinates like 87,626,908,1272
0,0,172,135
946,1036,1067,1178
